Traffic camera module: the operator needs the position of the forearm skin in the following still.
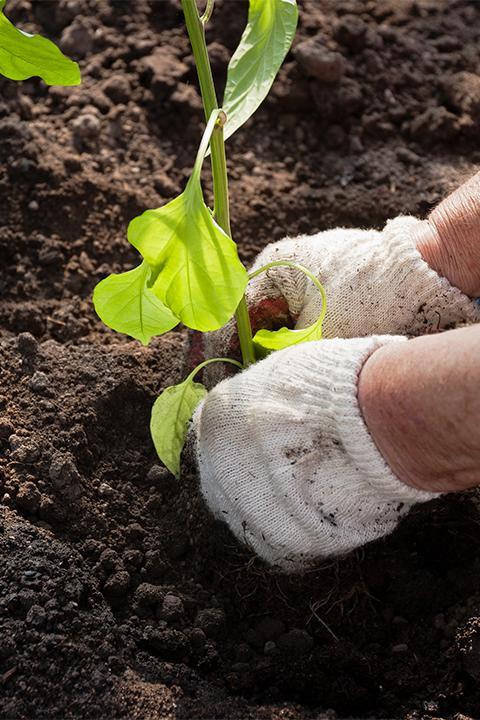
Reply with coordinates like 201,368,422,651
358,324,480,494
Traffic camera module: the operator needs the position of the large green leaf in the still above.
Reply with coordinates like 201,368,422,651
128,183,247,332
150,378,207,478
93,261,178,345
128,111,248,332
0,3,80,85
222,0,298,142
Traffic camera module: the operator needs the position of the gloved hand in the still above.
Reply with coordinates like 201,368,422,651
191,172,480,571
193,335,437,572
194,215,479,386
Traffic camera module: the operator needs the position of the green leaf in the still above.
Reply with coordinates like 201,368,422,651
253,317,323,353
150,378,207,478
250,259,327,353
222,0,298,142
128,178,248,333
93,261,178,345
0,3,81,85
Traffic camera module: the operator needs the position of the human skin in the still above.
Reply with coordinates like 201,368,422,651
359,324,480,493
359,171,480,494
414,170,480,297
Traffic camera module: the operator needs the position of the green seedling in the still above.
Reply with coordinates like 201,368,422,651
0,0,80,85
94,0,327,478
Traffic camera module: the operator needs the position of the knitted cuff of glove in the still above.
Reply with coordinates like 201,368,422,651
383,216,480,328
328,334,438,506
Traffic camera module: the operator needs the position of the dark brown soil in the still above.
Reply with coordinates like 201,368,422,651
2,1,480,718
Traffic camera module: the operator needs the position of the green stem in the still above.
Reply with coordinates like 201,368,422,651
190,108,224,184
181,0,256,367
186,356,244,384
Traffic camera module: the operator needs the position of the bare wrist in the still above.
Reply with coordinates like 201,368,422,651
357,342,435,493
358,327,480,495
413,217,478,297
414,172,480,298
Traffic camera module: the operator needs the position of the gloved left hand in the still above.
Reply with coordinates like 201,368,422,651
192,335,436,572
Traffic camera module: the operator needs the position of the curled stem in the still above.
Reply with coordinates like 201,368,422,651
200,0,215,24
249,260,327,328
186,356,244,383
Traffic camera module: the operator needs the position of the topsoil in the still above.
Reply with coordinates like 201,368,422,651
2,1,480,718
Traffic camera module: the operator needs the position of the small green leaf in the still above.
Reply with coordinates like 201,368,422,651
93,261,178,345
253,317,323,353
150,378,207,478
222,0,298,142
128,179,248,332
250,258,327,353
0,3,81,85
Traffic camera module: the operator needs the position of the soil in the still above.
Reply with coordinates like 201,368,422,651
2,0,480,718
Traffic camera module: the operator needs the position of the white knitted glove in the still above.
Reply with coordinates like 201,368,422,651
249,215,480,336
194,335,437,573
195,216,480,383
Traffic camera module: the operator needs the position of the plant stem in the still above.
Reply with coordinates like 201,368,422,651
186,356,244,384
181,0,256,367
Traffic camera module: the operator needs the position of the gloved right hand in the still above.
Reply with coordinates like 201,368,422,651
194,215,479,385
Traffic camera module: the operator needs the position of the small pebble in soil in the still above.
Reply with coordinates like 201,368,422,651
295,38,345,83
0,420,14,439
102,75,132,105
72,113,101,141
391,643,409,653
133,583,164,618
98,482,114,498
99,549,122,572
60,18,93,58
26,604,46,629
28,371,51,395
160,593,184,623
146,464,177,494
17,332,38,357
103,571,130,598
334,15,367,51
9,435,41,464
122,549,143,570
49,452,82,500
15,482,41,514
